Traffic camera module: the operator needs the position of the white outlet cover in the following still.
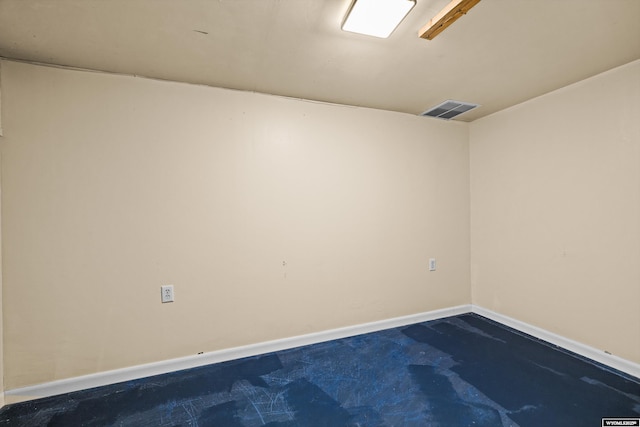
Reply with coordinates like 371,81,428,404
429,259,436,271
161,285,174,303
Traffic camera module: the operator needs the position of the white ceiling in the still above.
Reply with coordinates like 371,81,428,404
1,0,639,121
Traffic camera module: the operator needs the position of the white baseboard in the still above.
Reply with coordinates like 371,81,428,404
7,303,638,404
5,304,472,403
471,305,640,379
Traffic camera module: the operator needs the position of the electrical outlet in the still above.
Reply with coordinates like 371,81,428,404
429,258,436,271
161,285,174,303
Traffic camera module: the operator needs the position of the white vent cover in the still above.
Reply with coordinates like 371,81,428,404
420,100,480,120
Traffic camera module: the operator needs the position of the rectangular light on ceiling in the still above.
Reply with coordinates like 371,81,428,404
342,0,416,38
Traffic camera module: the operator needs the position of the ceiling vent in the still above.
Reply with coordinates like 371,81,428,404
420,100,480,120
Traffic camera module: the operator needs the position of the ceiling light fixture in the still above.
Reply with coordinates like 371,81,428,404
419,0,481,40
342,0,416,38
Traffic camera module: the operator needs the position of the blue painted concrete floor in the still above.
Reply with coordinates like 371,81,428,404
1,313,639,426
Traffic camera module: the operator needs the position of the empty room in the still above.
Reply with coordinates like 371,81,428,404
0,0,638,426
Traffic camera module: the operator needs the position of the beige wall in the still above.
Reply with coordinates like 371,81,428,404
0,60,471,390
470,60,640,363
3,56,636,395
0,61,5,406
0,148,4,407
0,168,3,406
